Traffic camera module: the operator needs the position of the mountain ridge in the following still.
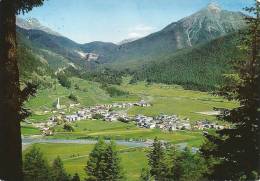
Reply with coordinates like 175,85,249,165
104,4,245,66
16,4,247,90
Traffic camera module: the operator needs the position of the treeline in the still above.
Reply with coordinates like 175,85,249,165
130,33,245,91
101,84,129,97
56,66,126,86
81,68,127,85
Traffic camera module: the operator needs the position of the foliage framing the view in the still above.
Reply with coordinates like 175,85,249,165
201,1,260,180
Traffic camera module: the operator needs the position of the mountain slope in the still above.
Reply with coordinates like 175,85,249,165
16,27,83,65
102,3,245,66
17,32,54,85
16,17,61,36
131,32,245,90
16,25,119,68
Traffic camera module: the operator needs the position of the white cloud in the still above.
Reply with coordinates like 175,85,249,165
127,25,156,39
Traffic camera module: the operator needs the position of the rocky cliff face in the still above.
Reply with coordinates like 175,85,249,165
162,3,245,48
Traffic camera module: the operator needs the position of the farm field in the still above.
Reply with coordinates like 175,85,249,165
52,120,204,147
25,77,237,123
118,79,237,121
21,124,41,136
23,143,148,181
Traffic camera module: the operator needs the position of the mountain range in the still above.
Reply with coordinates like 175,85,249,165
16,3,246,90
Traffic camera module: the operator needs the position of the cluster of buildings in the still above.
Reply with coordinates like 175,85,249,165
135,114,191,131
33,122,55,136
193,120,226,130
35,99,226,135
55,103,193,132
60,100,151,123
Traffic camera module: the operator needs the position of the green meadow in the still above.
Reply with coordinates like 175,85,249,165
21,124,41,136
52,120,204,147
118,79,237,121
21,77,237,147
25,77,139,122
25,77,237,123
23,143,148,181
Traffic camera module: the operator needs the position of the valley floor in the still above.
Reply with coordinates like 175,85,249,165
22,77,237,180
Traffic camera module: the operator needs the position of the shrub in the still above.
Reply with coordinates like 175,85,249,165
57,74,71,88
68,93,78,102
63,123,74,132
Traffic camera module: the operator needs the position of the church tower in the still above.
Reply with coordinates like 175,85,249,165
56,98,61,109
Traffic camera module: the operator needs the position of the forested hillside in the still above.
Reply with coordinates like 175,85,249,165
17,32,54,86
130,33,245,90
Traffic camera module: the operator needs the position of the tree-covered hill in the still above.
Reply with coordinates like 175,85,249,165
17,32,53,81
130,33,245,91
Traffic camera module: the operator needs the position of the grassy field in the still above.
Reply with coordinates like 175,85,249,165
25,77,237,122
25,77,139,122
21,123,41,136
23,143,148,181
52,120,204,147
117,78,237,121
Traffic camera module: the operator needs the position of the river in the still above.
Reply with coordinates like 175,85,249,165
22,137,198,152
22,137,152,148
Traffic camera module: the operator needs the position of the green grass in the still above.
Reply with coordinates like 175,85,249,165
52,120,204,146
23,143,148,181
72,120,135,132
25,77,237,122
117,79,238,121
21,124,41,136
23,78,235,147
25,77,139,122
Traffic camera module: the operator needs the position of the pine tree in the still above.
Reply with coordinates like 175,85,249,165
52,156,70,181
85,138,107,181
201,1,260,180
148,138,168,180
140,168,152,181
103,141,124,181
0,0,45,180
85,139,124,181
71,173,80,181
23,146,51,181
172,148,207,181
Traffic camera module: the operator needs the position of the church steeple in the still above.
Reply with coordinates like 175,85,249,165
56,98,61,109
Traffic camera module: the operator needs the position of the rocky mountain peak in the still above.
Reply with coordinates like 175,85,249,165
26,18,41,27
207,2,222,13
16,17,61,37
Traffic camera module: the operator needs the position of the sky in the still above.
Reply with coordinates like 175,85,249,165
20,0,254,44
